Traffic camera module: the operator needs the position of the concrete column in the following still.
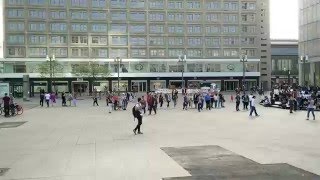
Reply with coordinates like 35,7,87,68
310,62,315,86
298,63,303,86
23,75,30,101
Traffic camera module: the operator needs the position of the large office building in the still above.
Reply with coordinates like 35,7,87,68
0,0,271,95
299,0,320,86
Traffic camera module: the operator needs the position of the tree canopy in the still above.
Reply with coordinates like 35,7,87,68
36,61,64,78
72,62,110,80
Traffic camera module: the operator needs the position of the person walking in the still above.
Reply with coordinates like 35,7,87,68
45,92,50,107
149,95,157,115
40,91,44,107
205,94,211,110
61,92,67,106
93,96,99,106
50,92,56,107
306,97,316,120
198,95,204,112
194,93,199,109
159,93,164,108
242,94,249,110
172,93,178,108
249,96,259,117
2,93,10,117
107,95,113,113
140,95,146,114
235,94,241,111
165,93,171,108
289,96,294,113
183,94,188,110
133,98,143,135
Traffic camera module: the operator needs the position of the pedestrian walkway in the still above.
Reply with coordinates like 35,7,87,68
0,97,319,180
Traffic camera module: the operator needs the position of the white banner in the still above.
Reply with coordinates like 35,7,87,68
0,82,10,98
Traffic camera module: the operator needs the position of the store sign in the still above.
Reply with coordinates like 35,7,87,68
0,83,9,97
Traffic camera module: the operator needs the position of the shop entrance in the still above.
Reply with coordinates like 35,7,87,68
131,80,147,92
72,81,89,96
224,80,239,91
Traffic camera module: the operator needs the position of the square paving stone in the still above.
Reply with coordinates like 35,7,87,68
0,168,9,176
0,122,27,128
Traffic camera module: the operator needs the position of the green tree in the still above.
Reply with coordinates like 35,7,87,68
36,61,64,92
72,62,110,92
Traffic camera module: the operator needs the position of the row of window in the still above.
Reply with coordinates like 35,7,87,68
7,35,256,47
7,22,257,34
7,0,256,11
7,9,257,23
6,47,257,58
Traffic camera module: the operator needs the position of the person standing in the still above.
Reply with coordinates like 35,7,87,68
140,95,146,114
205,94,211,110
306,97,316,120
107,95,113,113
172,93,178,108
40,91,44,107
183,94,188,110
249,96,259,117
235,94,241,111
133,98,143,135
149,95,157,115
93,96,99,106
2,93,11,117
45,92,51,107
194,93,199,109
165,93,171,108
242,94,249,110
50,92,56,107
61,92,67,106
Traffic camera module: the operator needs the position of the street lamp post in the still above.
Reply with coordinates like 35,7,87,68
240,54,248,93
178,55,187,90
46,54,55,93
114,57,122,95
300,55,308,86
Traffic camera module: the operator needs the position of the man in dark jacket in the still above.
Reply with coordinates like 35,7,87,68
235,94,241,111
149,95,157,115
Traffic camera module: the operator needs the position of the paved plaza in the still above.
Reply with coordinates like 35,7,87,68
0,96,320,180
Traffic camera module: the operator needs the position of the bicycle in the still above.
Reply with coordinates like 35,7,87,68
0,103,23,116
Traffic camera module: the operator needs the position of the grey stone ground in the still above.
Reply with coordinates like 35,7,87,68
0,95,319,180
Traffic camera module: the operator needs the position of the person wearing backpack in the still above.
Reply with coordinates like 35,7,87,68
133,98,143,135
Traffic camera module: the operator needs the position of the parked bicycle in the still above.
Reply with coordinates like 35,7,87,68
0,103,23,116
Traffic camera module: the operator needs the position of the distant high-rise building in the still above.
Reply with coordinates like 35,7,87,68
299,0,320,86
0,0,270,95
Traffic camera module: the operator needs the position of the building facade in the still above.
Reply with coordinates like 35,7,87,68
299,0,320,86
1,0,271,95
271,39,299,87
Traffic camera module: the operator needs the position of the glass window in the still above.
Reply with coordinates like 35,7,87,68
242,49,256,57
150,25,164,33
206,25,220,34
168,37,184,46
149,63,167,72
205,37,220,47
187,49,202,57
222,25,238,33
223,37,239,45
51,48,67,57
168,1,183,9
91,36,108,45
168,13,184,21
223,14,238,23
111,11,127,21
29,9,46,19
92,48,108,57
187,25,202,34
187,63,203,72
242,2,256,10
92,0,106,7
110,24,127,33
149,0,164,9
50,0,66,6
187,13,201,22
7,35,25,44
92,24,108,32
150,49,166,57
168,49,184,57
29,35,46,44
241,14,255,22
71,48,89,57
241,25,256,33
149,37,165,45
223,49,239,57
50,11,66,19
7,0,24,5
205,63,221,72
130,37,146,46
187,1,200,9
111,36,127,45
71,0,87,7
71,11,88,20
51,23,67,32
129,24,146,33
29,47,47,57
130,0,145,8
149,13,164,21
7,47,25,57
188,37,202,46
28,0,46,5
206,13,219,22
241,37,255,45
206,49,220,57
71,23,88,32
71,36,88,44
91,11,107,20
50,35,67,44
110,49,128,58
168,25,184,33
131,49,146,57
7,9,24,18
206,1,220,10
111,0,127,8
224,2,238,11
29,23,46,31
7,22,25,31
130,12,145,21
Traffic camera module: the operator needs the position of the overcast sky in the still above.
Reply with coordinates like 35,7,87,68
270,0,299,40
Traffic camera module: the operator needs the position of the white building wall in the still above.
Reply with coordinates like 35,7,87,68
0,0,4,59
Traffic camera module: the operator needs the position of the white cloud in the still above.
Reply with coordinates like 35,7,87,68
270,0,299,39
